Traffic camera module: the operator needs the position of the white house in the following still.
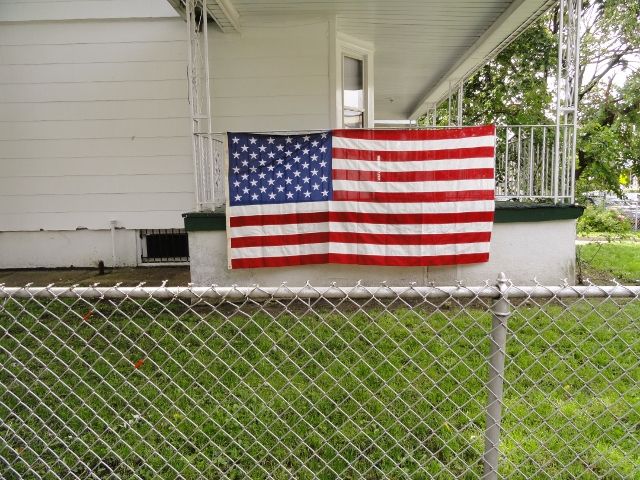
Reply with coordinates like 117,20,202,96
0,0,583,284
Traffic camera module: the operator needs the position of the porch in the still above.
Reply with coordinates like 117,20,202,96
173,0,583,285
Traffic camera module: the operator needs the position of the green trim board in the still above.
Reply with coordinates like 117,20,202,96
183,204,585,231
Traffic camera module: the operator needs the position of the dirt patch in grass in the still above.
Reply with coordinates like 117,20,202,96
0,266,190,287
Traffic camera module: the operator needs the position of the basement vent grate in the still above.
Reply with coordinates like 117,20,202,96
140,229,189,263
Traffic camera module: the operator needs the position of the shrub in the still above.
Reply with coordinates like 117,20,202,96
577,205,632,235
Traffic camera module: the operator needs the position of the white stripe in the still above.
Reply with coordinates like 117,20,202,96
333,178,495,193
333,157,494,172
333,135,495,152
230,221,493,238
231,242,491,259
229,200,494,217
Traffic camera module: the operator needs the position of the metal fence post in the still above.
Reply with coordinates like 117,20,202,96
482,272,511,479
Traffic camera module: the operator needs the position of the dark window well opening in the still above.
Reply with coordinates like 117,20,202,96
140,229,189,263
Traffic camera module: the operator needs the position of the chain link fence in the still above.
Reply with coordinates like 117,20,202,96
1,277,638,479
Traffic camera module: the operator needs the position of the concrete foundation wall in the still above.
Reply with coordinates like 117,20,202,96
0,230,139,268
188,220,577,286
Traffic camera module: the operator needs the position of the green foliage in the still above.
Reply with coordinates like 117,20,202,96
577,204,632,235
422,0,640,197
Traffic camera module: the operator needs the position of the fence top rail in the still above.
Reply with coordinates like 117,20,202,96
1,284,639,300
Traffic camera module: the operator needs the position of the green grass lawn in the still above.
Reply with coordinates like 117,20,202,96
578,242,640,284
1,298,638,479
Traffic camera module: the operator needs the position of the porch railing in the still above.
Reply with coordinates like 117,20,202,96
193,126,576,211
495,124,575,203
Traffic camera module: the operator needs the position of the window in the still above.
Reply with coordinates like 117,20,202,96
333,33,374,128
343,55,365,128
139,229,189,263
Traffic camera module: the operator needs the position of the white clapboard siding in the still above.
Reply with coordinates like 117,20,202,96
0,118,191,141
209,21,331,132
0,99,190,122
0,16,194,231
0,193,196,215
0,0,178,22
1,212,190,232
0,61,186,83
4,156,193,177
0,174,194,196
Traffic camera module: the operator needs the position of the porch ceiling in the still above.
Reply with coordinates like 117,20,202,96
185,0,556,120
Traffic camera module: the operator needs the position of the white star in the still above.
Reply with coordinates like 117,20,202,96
321,132,327,138
241,145,249,152
303,190,311,198
320,146,327,153
284,164,292,170
303,135,310,141
285,136,292,143
311,140,319,147
250,152,258,159
259,172,266,179
294,143,301,149
241,174,248,180
249,137,257,144
293,156,301,163
232,167,240,174
250,179,258,186
243,187,250,194
267,165,275,171
233,180,240,187
267,179,275,185
293,171,301,177
277,185,285,193
295,185,302,192
312,183,320,190
269,192,276,200
275,171,284,178
319,161,327,167
276,144,284,151
259,145,267,152
233,152,240,159
251,193,259,201
310,154,318,161
259,159,267,166
285,177,293,184
260,186,267,193
232,136,239,143
302,162,309,169
241,160,249,167
250,166,257,173
320,175,328,182
303,176,310,183
302,148,309,155
276,158,284,165
234,195,242,201
286,192,294,199
285,150,292,156
267,137,275,144
268,152,276,159
322,190,329,197
311,168,319,176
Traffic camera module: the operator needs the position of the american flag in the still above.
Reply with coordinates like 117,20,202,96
227,126,496,269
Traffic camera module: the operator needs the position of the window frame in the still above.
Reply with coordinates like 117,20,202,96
331,32,374,129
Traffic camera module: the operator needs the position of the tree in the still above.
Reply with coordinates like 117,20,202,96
427,0,640,197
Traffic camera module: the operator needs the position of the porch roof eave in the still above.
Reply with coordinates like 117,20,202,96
408,0,557,120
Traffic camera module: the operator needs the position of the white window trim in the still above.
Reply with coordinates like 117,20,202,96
330,30,374,128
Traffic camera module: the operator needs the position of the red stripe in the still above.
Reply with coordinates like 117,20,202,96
332,168,494,182
231,231,491,248
229,210,495,228
332,146,494,162
231,252,490,269
332,190,495,203
332,125,496,140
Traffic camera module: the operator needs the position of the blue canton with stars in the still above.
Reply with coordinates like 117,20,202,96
228,132,333,206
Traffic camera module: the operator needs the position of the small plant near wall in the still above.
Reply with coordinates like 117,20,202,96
577,204,632,239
